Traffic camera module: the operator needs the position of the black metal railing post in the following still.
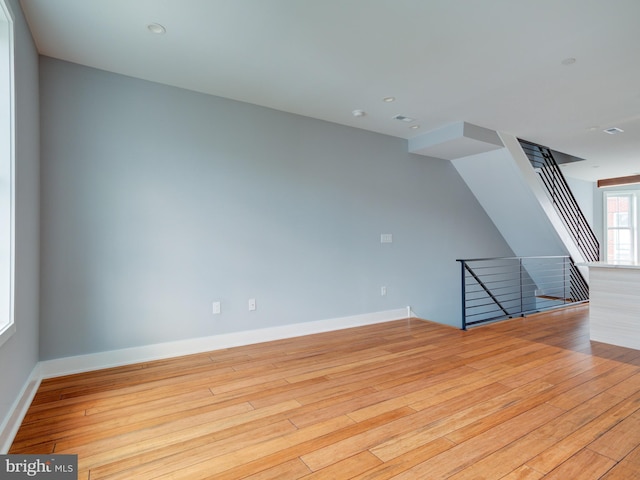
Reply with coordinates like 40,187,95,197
519,257,524,315
461,260,467,330
563,257,567,304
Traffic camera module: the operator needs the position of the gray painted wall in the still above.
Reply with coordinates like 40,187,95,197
0,0,39,429
39,57,513,360
565,176,595,229
452,147,570,258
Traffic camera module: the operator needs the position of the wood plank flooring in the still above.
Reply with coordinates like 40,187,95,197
10,305,640,479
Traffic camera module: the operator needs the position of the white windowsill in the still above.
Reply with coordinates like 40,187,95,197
0,322,15,348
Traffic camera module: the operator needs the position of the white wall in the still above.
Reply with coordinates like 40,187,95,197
38,57,514,360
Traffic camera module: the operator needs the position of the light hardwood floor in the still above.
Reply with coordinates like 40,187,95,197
10,305,640,479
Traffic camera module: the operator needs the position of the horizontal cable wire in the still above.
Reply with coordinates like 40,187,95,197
458,256,588,329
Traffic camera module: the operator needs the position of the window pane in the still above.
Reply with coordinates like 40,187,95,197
0,0,14,347
605,193,636,264
613,212,629,228
608,229,632,262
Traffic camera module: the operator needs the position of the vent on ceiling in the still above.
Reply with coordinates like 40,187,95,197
603,127,624,135
392,114,415,123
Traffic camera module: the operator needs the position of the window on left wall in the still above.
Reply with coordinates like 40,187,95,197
0,0,15,348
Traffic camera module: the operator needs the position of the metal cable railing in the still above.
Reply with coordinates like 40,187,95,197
457,256,589,330
518,139,599,262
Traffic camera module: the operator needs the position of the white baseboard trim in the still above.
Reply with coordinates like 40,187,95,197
1,307,412,453
0,363,42,453
39,307,411,379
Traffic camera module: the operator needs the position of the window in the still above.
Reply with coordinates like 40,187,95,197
0,0,14,348
604,191,637,264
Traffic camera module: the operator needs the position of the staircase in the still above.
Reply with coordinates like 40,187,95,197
518,139,599,263
441,131,598,268
408,122,598,327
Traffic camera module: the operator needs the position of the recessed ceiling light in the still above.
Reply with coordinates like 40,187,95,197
352,109,366,117
409,125,420,130
603,127,624,134
561,57,576,66
383,97,395,103
587,125,600,132
147,23,166,34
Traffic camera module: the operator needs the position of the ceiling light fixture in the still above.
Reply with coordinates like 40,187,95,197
603,127,624,135
352,109,366,117
409,125,420,130
147,23,166,34
383,97,395,103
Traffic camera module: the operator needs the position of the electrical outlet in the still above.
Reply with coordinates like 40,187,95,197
381,286,387,296
380,234,393,243
212,301,221,314
248,298,256,311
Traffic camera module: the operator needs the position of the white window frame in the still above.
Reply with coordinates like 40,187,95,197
603,190,638,265
0,0,15,348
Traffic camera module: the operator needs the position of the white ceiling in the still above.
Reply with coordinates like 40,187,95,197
19,0,640,181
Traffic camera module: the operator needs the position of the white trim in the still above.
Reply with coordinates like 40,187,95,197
2,308,410,449
602,190,639,264
0,0,16,348
39,308,410,379
0,363,41,453
0,322,15,349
